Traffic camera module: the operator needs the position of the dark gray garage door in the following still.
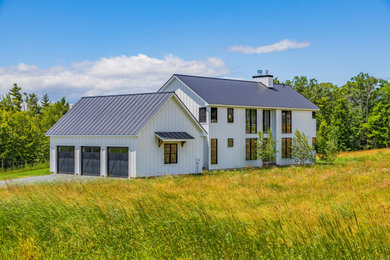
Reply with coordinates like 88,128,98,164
108,147,128,178
57,146,75,174
82,146,100,176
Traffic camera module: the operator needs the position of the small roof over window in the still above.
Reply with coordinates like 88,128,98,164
155,132,194,140
155,132,195,147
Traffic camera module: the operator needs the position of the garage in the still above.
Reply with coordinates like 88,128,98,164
108,147,128,178
57,146,75,174
82,146,100,176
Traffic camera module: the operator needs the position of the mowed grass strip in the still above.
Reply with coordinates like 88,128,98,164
0,149,389,259
0,162,51,180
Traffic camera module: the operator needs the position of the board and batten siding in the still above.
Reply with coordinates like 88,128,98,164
136,97,205,177
160,78,209,132
208,107,264,170
277,110,317,166
49,136,137,176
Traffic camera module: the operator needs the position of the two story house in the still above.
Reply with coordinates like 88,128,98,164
46,72,319,177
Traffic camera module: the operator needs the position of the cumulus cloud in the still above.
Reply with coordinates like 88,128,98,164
0,54,230,102
229,39,310,54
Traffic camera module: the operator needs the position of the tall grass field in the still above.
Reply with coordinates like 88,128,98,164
0,149,389,258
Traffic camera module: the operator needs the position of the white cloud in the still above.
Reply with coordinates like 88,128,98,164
0,54,230,102
229,39,310,54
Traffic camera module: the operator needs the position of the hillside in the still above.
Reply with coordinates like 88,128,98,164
0,149,389,258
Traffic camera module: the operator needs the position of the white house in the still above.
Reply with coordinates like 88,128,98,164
46,72,319,177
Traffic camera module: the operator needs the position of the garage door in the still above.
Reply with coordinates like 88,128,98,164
57,146,75,174
108,147,128,178
82,146,100,176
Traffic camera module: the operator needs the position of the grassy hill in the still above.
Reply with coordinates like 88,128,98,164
0,149,389,258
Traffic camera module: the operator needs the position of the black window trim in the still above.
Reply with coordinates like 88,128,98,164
227,108,234,123
227,138,234,147
282,138,292,159
246,109,257,134
164,143,178,164
246,138,257,160
282,110,292,134
211,107,218,123
263,110,271,132
211,138,218,164
199,107,207,123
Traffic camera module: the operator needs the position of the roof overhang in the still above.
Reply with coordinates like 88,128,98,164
155,131,194,147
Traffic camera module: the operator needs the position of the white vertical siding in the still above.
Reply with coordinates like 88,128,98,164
208,107,263,170
278,110,316,166
136,97,204,177
161,78,209,133
49,136,137,177
207,107,317,169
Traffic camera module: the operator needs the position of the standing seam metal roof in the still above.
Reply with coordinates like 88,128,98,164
155,132,195,140
173,74,319,110
46,92,174,136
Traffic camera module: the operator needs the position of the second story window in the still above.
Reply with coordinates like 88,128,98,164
263,110,270,132
199,107,207,123
227,108,234,123
282,111,292,134
246,109,257,134
211,107,218,123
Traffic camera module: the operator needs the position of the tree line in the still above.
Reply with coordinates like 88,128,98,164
0,72,389,169
0,84,69,169
276,72,390,152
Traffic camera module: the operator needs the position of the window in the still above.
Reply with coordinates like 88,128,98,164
263,110,270,132
211,107,218,123
282,138,292,158
246,109,257,134
282,111,292,134
312,137,316,150
227,138,234,147
211,139,218,164
164,143,177,164
246,138,257,160
199,107,207,123
312,111,316,119
227,108,234,123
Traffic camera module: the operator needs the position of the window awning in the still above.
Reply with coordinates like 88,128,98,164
155,132,195,147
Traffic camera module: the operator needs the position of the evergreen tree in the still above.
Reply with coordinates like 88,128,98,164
41,94,50,108
9,83,23,111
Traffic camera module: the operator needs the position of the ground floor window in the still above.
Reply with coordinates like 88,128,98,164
246,138,257,160
312,137,316,150
211,139,218,164
164,143,177,164
282,138,292,158
227,138,234,147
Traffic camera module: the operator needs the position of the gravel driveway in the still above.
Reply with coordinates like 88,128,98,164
0,174,101,187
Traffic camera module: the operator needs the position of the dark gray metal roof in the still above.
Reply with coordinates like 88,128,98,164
46,92,174,136
173,74,319,110
155,132,195,140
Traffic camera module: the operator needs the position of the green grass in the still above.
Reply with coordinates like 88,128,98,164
0,149,389,259
0,162,51,181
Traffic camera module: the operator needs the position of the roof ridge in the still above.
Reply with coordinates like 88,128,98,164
174,74,259,84
81,91,174,99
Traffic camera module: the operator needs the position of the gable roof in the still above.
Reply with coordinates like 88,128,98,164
46,92,177,136
169,74,319,110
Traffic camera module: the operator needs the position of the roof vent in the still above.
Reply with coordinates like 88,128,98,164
253,69,273,88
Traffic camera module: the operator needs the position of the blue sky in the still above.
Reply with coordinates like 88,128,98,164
0,0,389,102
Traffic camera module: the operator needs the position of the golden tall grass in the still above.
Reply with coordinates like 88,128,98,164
0,148,389,258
